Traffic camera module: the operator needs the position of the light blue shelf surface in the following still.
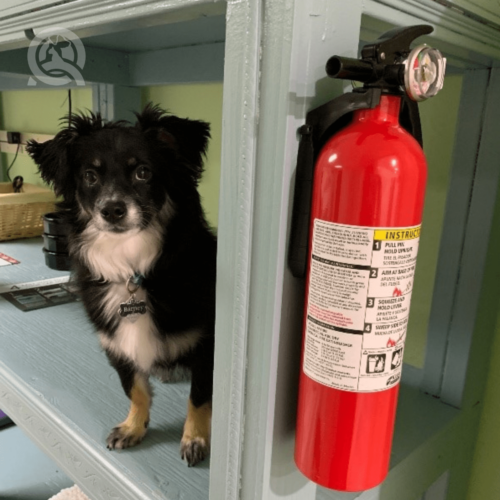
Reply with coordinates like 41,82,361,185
0,424,74,499
0,238,210,500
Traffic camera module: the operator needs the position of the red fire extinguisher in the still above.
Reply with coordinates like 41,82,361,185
289,25,446,491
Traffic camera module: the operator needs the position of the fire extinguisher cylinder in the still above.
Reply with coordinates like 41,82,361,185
291,24,445,493
294,94,427,492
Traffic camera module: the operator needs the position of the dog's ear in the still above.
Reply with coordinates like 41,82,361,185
135,103,211,184
27,111,112,198
26,131,74,198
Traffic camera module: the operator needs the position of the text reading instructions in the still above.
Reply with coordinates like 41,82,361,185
303,220,420,392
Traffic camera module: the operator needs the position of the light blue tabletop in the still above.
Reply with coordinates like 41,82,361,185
0,238,210,500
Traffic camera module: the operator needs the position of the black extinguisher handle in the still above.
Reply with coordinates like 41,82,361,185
288,124,315,279
288,89,382,278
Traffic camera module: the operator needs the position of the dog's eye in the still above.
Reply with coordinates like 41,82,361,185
85,170,98,186
135,166,152,181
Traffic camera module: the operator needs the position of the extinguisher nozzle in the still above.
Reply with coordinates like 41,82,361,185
326,56,374,82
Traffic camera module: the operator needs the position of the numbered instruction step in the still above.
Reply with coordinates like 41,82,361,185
303,220,420,392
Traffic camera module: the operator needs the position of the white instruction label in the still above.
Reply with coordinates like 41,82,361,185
303,220,420,392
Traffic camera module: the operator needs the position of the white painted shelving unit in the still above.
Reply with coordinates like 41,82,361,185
1,1,500,499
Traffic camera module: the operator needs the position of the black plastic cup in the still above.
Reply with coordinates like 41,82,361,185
42,212,70,236
43,248,71,271
42,233,69,253
42,212,71,271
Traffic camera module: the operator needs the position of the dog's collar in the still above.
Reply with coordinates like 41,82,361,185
120,272,148,321
125,272,146,294
130,272,145,287
93,273,146,288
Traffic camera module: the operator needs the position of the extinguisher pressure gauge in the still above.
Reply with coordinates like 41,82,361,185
404,45,446,101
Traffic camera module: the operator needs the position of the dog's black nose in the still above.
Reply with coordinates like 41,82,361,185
101,201,127,223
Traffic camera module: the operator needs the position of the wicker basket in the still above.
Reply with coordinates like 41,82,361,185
0,182,57,241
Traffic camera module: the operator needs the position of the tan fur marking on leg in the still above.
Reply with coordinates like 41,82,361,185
120,375,151,432
107,374,151,450
182,399,212,442
180,399,212,466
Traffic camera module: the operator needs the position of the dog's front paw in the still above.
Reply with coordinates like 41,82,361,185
106,424,147,450
180,436,209,467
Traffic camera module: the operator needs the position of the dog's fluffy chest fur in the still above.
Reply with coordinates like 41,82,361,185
98,284,161,372
76,219,163,283
75,227,200,373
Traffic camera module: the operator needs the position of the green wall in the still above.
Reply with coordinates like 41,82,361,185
405,75,463,367
0,88,93,185
466,307,500,499
456,157,500,499
465,185,500,500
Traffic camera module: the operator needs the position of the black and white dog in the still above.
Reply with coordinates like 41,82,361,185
27,104,217,467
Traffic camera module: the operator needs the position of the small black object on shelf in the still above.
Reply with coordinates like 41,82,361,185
42,212,70,235
42,233,69,253
12,175,23,193
43,248,71,271
42,212,71,271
